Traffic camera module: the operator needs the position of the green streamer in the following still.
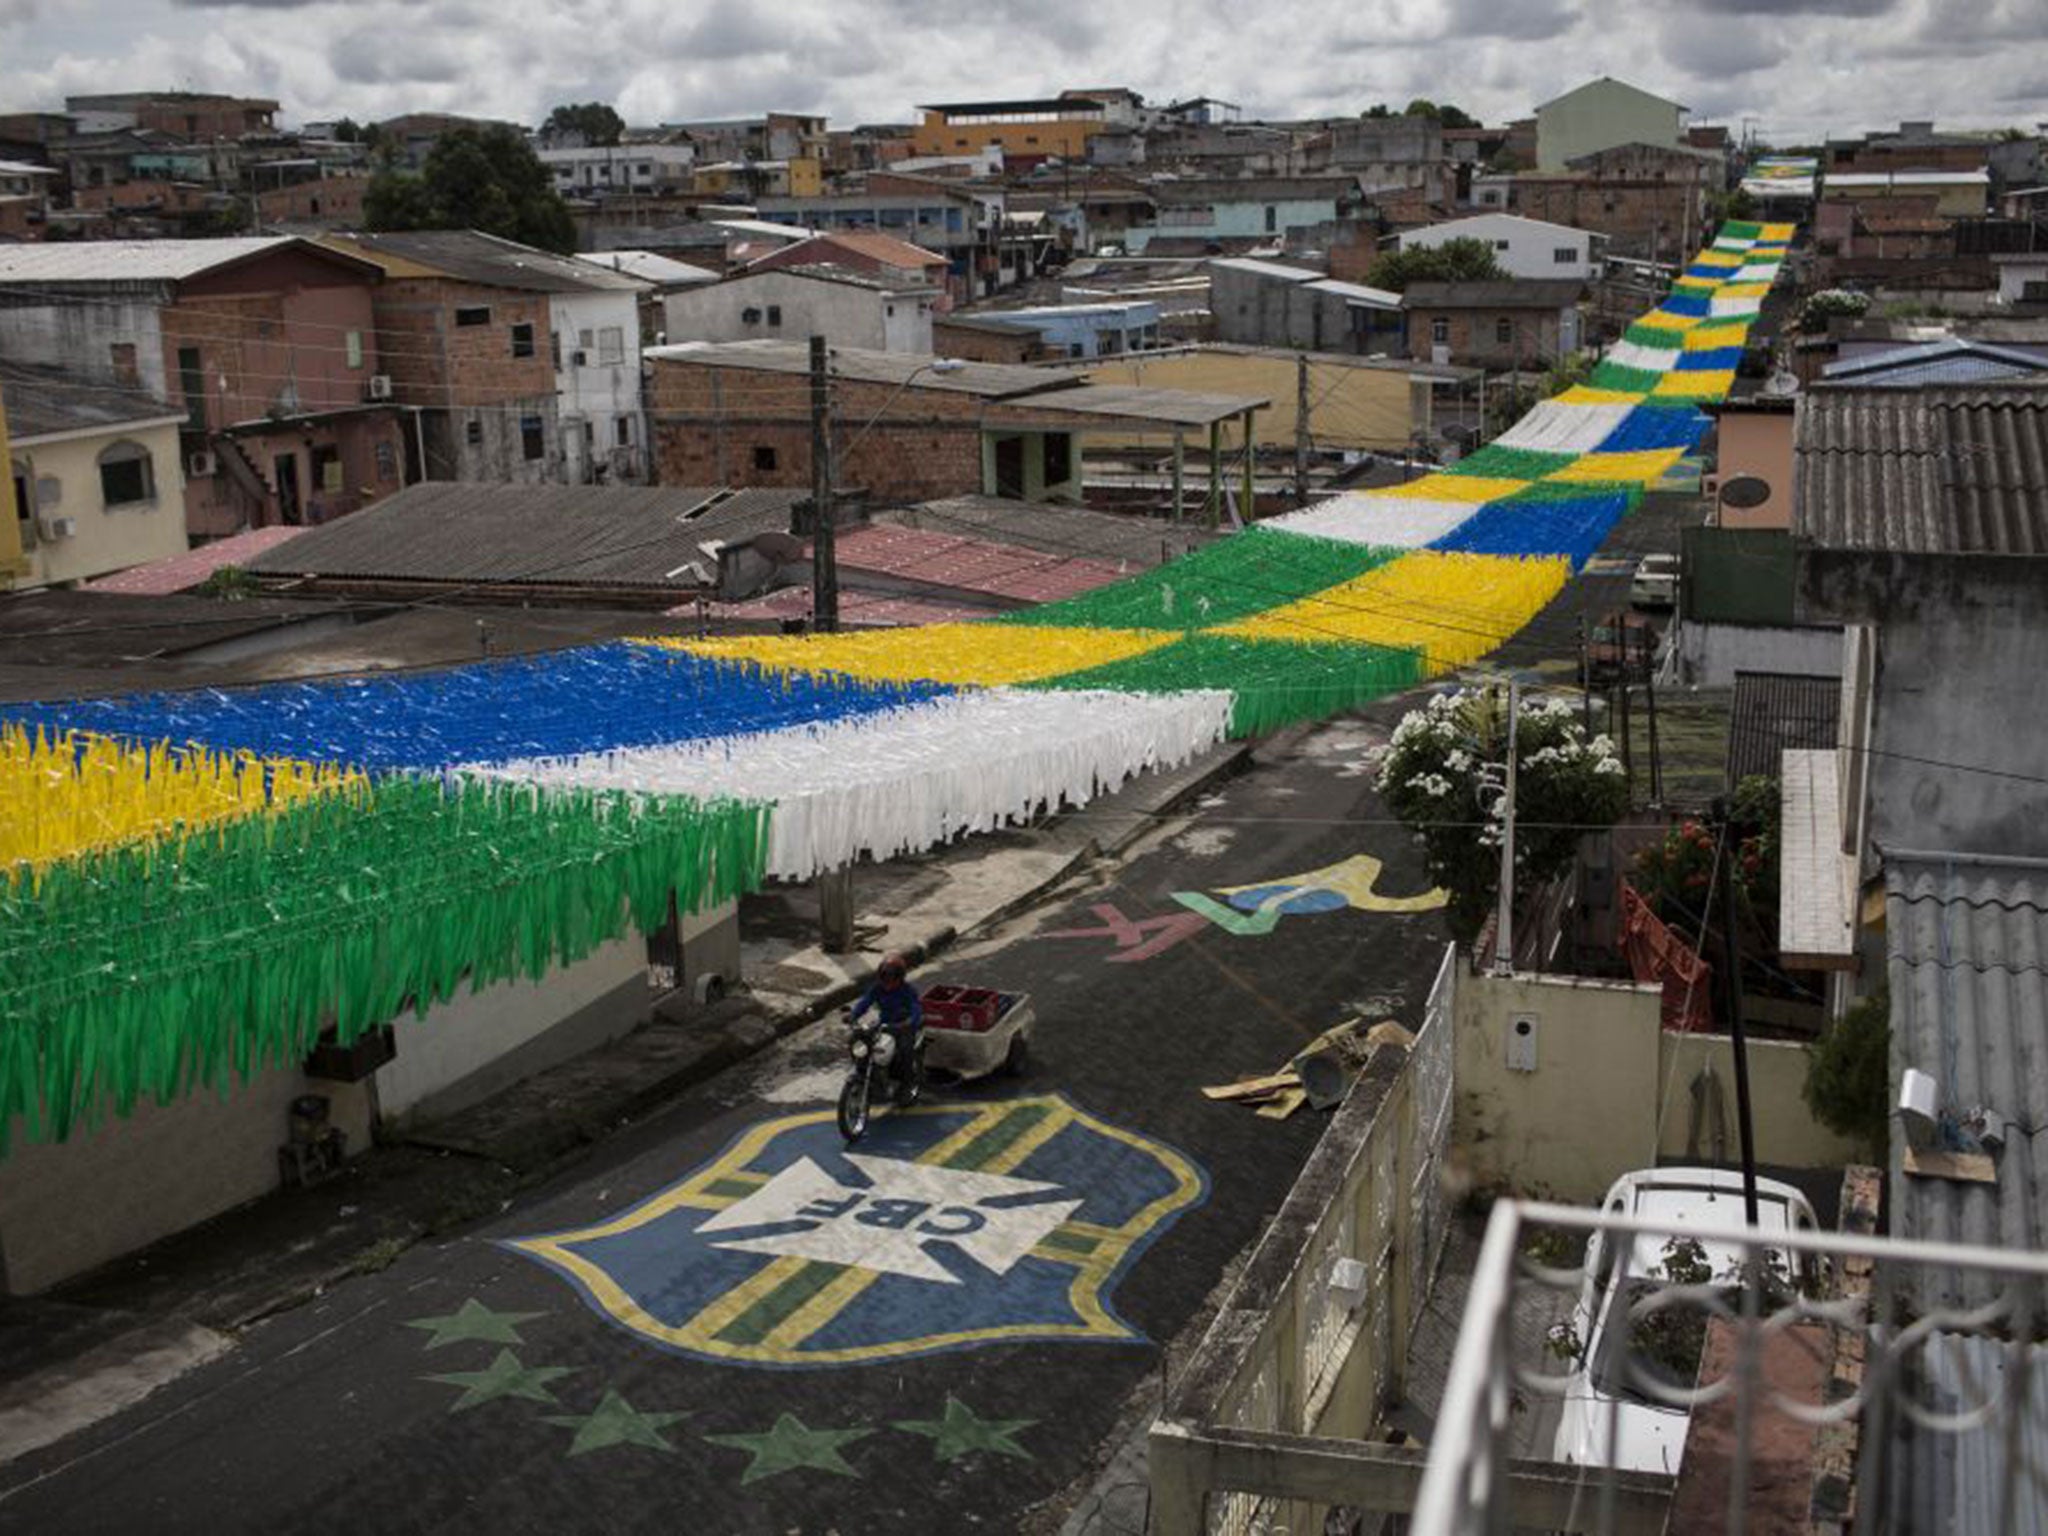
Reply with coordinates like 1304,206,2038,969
1029,633,1425,738
1624,323,1689,349
0,778,771,1149
989,528,1399,631
1442,445,1576,481
1589,362,1662,394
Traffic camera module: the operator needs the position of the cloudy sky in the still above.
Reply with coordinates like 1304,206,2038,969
4,0,2043,140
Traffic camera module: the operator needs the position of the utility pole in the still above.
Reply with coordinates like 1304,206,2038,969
808,335,837,632
1491,680,1520,977
1642,622,1663,806
1579,614,1593,734
1617,674,1634,801
1293,353,1310,505
1714,805,1762,1226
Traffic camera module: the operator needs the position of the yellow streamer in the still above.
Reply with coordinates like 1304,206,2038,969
1371,474,1530,504
1653,370,1735,400
1693,250,1743,269
1716,281,1771,299
1685,322,1749,349
0,725,362,879
649,624,1173,687
1555,385,1648,406
1548,449,1685,487
1217,551,1571,672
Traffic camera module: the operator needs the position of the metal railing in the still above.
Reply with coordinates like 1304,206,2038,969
1415,1198,2048,1535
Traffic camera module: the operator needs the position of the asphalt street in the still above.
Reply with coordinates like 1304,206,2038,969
0,717,1454,1536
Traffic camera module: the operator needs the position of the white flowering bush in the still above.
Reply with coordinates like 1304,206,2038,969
1378,688,1630,940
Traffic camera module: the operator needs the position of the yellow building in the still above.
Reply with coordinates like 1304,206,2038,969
3,362,189,590
911,97,1107,162
1078,344,1461,455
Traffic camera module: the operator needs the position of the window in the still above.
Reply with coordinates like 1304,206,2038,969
520,416,545,460
465,418,484,446
374,440,398,481
1043,432,1073,486
110,341,138,385
741,307,763,324
511,322,536,358
344,329,364,368
752,445,777,471
97,440,155,507
615,416,632,447
1265,205,1277,232
1496,317,1514,346
455,305,491,326
10,460,32,547
583,420,595,447
1554,246,1578,264
597,325,625,365
1431,317,1450,345
1496,239,1511,250
579,328,594,347
311,444,343,494
765,305,783,327
177,345,206,434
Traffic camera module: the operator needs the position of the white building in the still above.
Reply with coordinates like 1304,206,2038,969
662,265,939,354
1397,213,1607,282
541,143,696,198
550,282,653,483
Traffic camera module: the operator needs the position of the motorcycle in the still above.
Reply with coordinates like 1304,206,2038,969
837,1008,925,1144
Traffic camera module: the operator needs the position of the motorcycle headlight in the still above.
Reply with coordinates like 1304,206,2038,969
850,1039,869,1061
873,1033,897,1065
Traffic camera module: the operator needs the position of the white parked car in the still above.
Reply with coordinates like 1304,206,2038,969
1550,1167,1819,1476
1630,552,1680,609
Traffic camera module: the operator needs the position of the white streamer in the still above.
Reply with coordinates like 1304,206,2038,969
1606,340,1680,373
1494,401,1634,455
1710,297,1764,319
1261,495,1476,549
468,688,1235,881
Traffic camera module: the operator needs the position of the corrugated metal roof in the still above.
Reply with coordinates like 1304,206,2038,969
1894,1331,2048,1536
0,360,182,440
1305,277,1402,309
643,340,1068,398
576,250,718,286
85,525,310,595
1726,670,1841,785
330,230,647,293
244,481,803,590
1886,852,2048,1308
1793,384,2048,553
1023,381,1268,426
831,524,1123,603
884,495,1214,568
1207,257,1321,284
1822,338,2048,388
0,236,297,285
1402,279,1588,308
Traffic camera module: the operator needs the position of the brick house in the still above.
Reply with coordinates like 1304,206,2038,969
254,171,370,229
646,341,1264,507
324,230,650,486
1485,141,1718,261
1403,279,1587,370
0,236,410,539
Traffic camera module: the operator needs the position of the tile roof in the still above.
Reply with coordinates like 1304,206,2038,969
1402,279,1588,308
1725,670,1841,786
84,525,310,595
830,524,1124,603
700,587,984,628
0,360,182,440
1886,852,2048,1309
1793,383,2048,554
758,232,946,270
245,481,805,591
643,340,1071,398
885,495,1214,568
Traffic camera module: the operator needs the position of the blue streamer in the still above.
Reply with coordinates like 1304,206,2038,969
1431,491,1632,572
1596,406,1710,454
0,643,954,771
1676,346,1744,372
1659,292,1714,318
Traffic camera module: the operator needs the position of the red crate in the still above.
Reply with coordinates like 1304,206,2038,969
924,985,1002,1032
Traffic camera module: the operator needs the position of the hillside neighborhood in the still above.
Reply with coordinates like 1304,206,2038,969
1,53,2047,1536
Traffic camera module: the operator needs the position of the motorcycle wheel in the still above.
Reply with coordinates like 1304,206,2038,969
838,1069,871,1143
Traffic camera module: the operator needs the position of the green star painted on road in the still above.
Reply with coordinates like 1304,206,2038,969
543,1390,689,1456
894,1396,1037,1462
404,1298,544,1350
423,1349,573,1413
704,1412,872,1485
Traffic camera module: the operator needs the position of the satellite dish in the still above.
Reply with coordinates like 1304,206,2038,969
751,531,806,563
1720,474,1772,510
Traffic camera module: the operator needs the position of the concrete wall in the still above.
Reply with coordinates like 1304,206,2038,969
0,1068,373,1295
1672,619,1843,688
374,935,649,1125
1400,214,1600,281
548,290,645,484
663,270,901,351
1800,550,2048,861
1712,408,1795,529
11,417,189,585
1080,348,1416,453
1535,79,1685,171
0,297,168,395
1454,964,1863,1204
1210,267,1405,355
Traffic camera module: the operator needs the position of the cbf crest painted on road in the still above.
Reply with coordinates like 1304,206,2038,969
503,1094,1206,1368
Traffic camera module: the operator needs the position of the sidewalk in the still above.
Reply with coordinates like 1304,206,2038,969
0,735,1259,1419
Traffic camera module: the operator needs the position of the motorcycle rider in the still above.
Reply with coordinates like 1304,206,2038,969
849,951,923,1103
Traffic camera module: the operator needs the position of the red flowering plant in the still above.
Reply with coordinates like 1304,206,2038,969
1634,775,1782,956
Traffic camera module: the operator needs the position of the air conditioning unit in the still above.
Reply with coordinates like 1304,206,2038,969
365,374,394,400
38,515,76,540
187,450,218,478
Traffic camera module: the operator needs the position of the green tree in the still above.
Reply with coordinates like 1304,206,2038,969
1379,689,1630,941
1804,987,1891,1160
365,125,576,254
1361,103,1393,119
331,117,363,143
1401,99,1477,128
1365,235,1506,292
542,101,625,147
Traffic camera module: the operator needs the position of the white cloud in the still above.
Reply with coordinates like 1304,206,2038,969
2,0,2042,140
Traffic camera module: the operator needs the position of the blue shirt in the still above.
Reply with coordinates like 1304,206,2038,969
853,981,922,1030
